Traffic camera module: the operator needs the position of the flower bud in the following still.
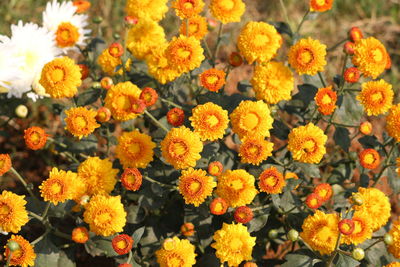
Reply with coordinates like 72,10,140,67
7,240,20,252
92,82,101,89
15,104,28,118
349,27,363,42
384,233,394,245
351,193,363,206
92,16,103,24
338,219,355,235
113,33,121,40
344,41,355,55
268,229,278,239
96,107,111,123
124,16,138,25
360,121,372,135
100,77,113,90
287,229,299,241
352,248,365,261
181,223,195,237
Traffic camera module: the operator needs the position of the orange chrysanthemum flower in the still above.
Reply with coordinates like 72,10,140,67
96,107,112,123
234,206,253,224
314,86,337,115
288,37,327,76
199,69,226,92
167,108,185,127
349,27,363,42
239,136,274,165
172,0,205,19
309,0,333,12
4,235,36,267
359,148,380,169
210,0,245,24
178,168,216,206
130,99,146,114
344,67,360,83
208,161,223,176
343,41,355,55
140,87,158,107
314,183,333,202
156,237,197,267
360,121,372,135
387,219,400,258
112,234,133,255
0,154,12,176
108,43,123,58
229,52,243,67
72,227,89,243
100,77,113,90
341,214,372,245
24,126,48,150
73,0,91,13
181,222,195,236
258,167,286,194
338,219,355,235
0,191,29,233
387,104,400,142
210,197,228,215
64,107,100,139
121,168,142,191
305,193,323,209
179,15,208,40
357,79,393,116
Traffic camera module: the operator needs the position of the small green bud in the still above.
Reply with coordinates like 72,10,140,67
384,233,394,245
287,229,299,241
15,104,28,118
92,82,101,89
352,248,365,261
268,229,278,239
351,193,363,206
7,241,20,252
92,16,103,24
113,33,121,40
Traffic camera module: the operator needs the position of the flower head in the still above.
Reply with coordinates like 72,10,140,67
178,168,216,206
24,126,48,150
360,121,372,135
349,27,363,42
199,68,226,92
156,237,197,267
386,104,400,142
73,0,91,13
387,219,400,258
112,234,133,255
210,0,246,24
314,86,337,115
210,197,228,215
167,108,185,126
166,35,204,73
181,223,195,236
179,16,208,40
234,206,253,224
64,107,100,139
229,52,243,67
0,191,29,233
340,214,372,245
97,48,123,76
288,37,327,75
258,167,285,194
72,227,89,243
125,0,168,22
140,87,158,107
0,154,12,176
314,183,333,202
4,235,36,267
208,161,223,176
145,44,180,84
309,0,333,12
239,136,274,165
83,194,127,236
338,219,355,235
344,67,360,83
305,193,323,209
115,130,156,169
359,149,380,169
96,107,111,123
172,0,205,19
357,79,393,116
121,168,143,191
288,123,327,164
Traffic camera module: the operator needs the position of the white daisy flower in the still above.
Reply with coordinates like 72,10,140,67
43,0,91,53
0,36,24,92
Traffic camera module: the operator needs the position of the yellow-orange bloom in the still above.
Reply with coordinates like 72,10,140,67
156,237,197,267
72,226,89,243
210,0,245,24
125,0,168,22
360,121,372,135
0,191,29,233
199,68,226,92
239,136,274,165
24,126,48,150
387,104,400,142
121,168,142,191
97,47,123,76
341,214,372,245
172,0,205,19
314,86,337,115
179,15,208,40
357,79,393,116
359,148,380,169
258,166,285,194
64,107,100,139
178,168,216,206
0,154,12,176
4,235,36,267
387,219,400,258
309,0,333,12
146,43,181,84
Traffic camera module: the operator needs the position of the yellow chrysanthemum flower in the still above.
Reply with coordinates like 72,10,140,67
210,0,246,24
104,81,142,121
146,44,181,84
77,157,118,196
251,61,294,104
179,15,208,40
288,37,327,76
314,86,337,115
40,56,82,98
258,166,286,194
125,0,168,22
387,104,400,143
211,223,256,266
288,123,327,164
64,107,100,139
4,235,36,267
172,0,205,19
237,21,281,64
115,130,156,169
300,210,339,255
352,37,388,79
0,191,29,233
230,100,274,140
178,168,216,206
166,35,205,73
161,126,203,170
340,213,372,245
352,187,391,231
215,169,258,207
97,48,123,76
189,102,229,141
387,219,400,258
309,0,334,12
239,135,274,165
384,263,400,267
126,18,166,60
357,79,393,116
155,237,197,267
199,68,226,92
39,167,84,205
83,194,127,236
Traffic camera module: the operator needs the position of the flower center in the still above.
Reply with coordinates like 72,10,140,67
214,202,224,212
167,255,184,266
55,22,80,48
303,139,316,153
0,160,4,169
177,48,191,60
299,49,314,65
50,68,65,83
247,144,260,156
116,95,132,111
230,238,243,251
370,91,383,102
317,189,328,198
316,225,333,240
206,114,219,127
96,212,111,224
116,239,128,249
363,153,375,165
30,132,41,145
50,181,63,194
189,23,199,34
321,94,333,105
372,48,384,62
316,0,326,6
242,112,259,130
206,75,218,85
75,116,88,128
219,0,234,10
210,165,220,174
254,34,270,47
169,140,189,158
230,178,244,190
0,203,11,216
310,198,318,207
341,222,352,232
265,175,278,187
129,142,141,155
188,180,202,194
183,1,194,9
126,173,138,184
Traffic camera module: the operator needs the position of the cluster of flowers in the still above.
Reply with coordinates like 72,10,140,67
0,0,400,266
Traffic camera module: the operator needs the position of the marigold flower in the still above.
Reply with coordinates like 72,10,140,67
229,52,243,67
72,227,89,243
0,191,29,233
172,0,204,19
156,237,197,267
288,37,327,76
116,130,156,169
343,41,355,55
83,194,127,236
210,0,245,24
230,100,273,140
178,168,216,206
125,0,168,22
352,187,391,231
210,197,228,215
104,81,142,121
0,154,11,176
179,15,208,41
288,123,327,164
24,126,48,150
357,79,393,116
161,126,203,169
352,37,388,78
96,107,111,123
121,168,142,191
97,48,123,76
349,27,363,42
238,21,281,64
340,214,372,245
167,108,185,126
73,0,91,13
251,61,294,104
387,104,400,142
100,77,113,90
215,169,258,207
208,161,223,176
199,68,226,92
140,87,158,107
360,121,372,135
305,193,323,209
4,235,36,267
314,183,333,202
64,107,100,139
309,0,333,12
211,223,256,266
300,210,339,255
338,219,355,235
40,56,82,98
344,67,360,83
359,148,380,169
239,136,274,166
78,64,89,80
112,234,133,255
387,219,400,258
189,102,229,141
181,222,195,236
166,35,205,74
234,206,253,224
78,157,118,196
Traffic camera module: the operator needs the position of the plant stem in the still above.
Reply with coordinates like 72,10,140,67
212,23,223,66
372,140,396,187
251,204,270,212
143,110,169,133
28,211,43,221
295,10,310,37
41,202,52,220
318,72,327,88
327,38,348,52
10,167,36,199
364,239,382,251
160,98,184,109
127,250,133,264
5,251,12,267
31,229,50,245
203,39,213,60
185,18,189,36
326,233,341,267
143,176,176,190
279,0,291,28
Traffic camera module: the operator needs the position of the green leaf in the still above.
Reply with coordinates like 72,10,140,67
132,226,145,247
35,236,76,267
84,236,118,257
126,205,146,224
335,253,359,267
335,92,363,125
358,135,381,149
270,21,293,37
294,162,320,178
271,120,290,140
387,167,400,193
76,88,102,106
282,250,321,267
334,127,351,152
248,212,269,232
292,84,318,108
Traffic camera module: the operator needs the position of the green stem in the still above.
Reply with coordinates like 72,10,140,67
365,239,382,251
143,110,169,133
185,18,189,37
327,38,348,52
28,211,43,221
203,39,213,60
278,0,291,28
41,202,52,220
295,10,310,37
318,72,327,88
5,251,12,267
251,204,270,212
53,229,72,240
127,250,133,264
31,229,50,245
212,23,223,66
160,98,184,109
143,176,176,190
10,167,36,199
372,140,396,187
326,233,341,267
